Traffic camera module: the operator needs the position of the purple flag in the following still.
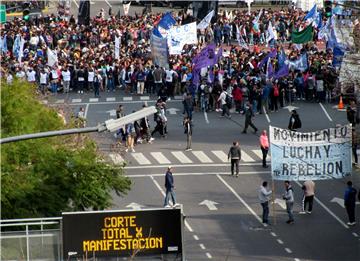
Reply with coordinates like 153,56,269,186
273,64,289,79
266,59,274,79
258,49,277,69
192,68,201,86
192,44,216,70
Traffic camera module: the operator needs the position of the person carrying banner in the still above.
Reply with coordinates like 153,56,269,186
259,181,272,225
299,180,315,214
283,181,295,224
288,110,302,131
344,181,357,226
228,141,241,177
259,130,269,168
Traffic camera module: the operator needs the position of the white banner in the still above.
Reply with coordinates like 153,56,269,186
197,10,214,30
114,36,120,59
270,125,352,181
123,2,131,16
168,22,197,55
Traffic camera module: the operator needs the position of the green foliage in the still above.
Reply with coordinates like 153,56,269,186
1,80,131,219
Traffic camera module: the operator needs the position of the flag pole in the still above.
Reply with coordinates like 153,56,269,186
272,178,276,225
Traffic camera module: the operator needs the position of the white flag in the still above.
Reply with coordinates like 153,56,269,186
197,10,214,30
47,47,58,67
114,36,120,59
236,25,248,49
18,37,25,64
266,22,276,43
123,2,131,16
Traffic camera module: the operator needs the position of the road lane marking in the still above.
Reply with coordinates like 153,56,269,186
204,111,210,124
72,99,81,103
211,150,228,162
285,248,292,254
294,259,301,261
84,104,89,119
216,174,263,224
123,97,133,101
241,151,255,162
193,235,199,240
199,243,205,250
319,103,333,122
125,162,264,169
126,171,270,178
72,0,79,8
251,149,262,159
192,151,213,163
271,232,277,237
277,239,284,245
352,232,358,237
150,152,171,164
171,151,193,164
131,153,151,165
140,96,150,100
174,95,183,100
109,153,124,165
55,99,64,104
206,252,212,259
149,175,193,232
263,107,271,123
49,99,183,106
89,98,99,102
105,0,112,7
295,181,349,229
106,97,116,102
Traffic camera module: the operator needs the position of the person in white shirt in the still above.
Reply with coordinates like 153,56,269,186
165,69,177,99
26,68,36,83
39,68,49,95
15,68,26,80
6,72,13,84
87,68,95,91
61,66,71,93
50,67,59,93
217,89,231,118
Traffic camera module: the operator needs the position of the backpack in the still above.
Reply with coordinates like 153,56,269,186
225,93,233,107
274,86,279,97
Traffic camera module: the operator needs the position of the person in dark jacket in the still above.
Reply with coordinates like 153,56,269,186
242,103,258,134
228,141,242,177
344,181,357,226
183,116,193,151
164,166,178,207
288,110,302,131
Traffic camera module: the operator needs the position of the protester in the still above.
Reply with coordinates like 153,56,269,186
259,181,272,225
242,103,258,134
300,180,315,214
228,141,241,177
164,166,178,208
344,181,357,226
288,110,302,131
183,116,193,151
283,180,295,224
259,130,269,168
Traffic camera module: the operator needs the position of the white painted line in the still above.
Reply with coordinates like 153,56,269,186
131,153,151,165
199,243,206,250
150,152,171,164
192,151,213,163
106,97,116,102
352,232,359,237
295,181,349,229
270,232,277,237
109,153,124,165
72,0,79,8
217,174,263,224
140,96,150,100
263,107,271,123
127,171,270,178
104,0,112,7
184,220,194,232
204,111,210,124
51,99,182,106
294,258,301,261
123,97,133,101
84,104,89,119
252,149,263,159
89,98,99,102
319,103,333,122
72,99,81,103
211,150,228,163
171,151,193,164
193,235,199,240
241,151,256,162
42,100,48,104
55,99,64,104
206,252,212,259
285,248,292,254
125,162,264,169
174,95,183,100
277,239,284,245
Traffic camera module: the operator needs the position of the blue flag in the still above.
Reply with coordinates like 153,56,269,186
304,5,317,20
316,12,322,29
326,28,338,50
333,45,345,67
158,13,176,30
12,35,21,59
258,49,277,69
277,48,286,68
152,27,163,38
266,59,274,79
273,64,289,79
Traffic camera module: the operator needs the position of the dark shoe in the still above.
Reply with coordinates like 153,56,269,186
254,129,258,134
263,165,269,168
242,131,247,134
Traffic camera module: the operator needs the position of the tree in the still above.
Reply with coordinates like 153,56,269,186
1,80,131,219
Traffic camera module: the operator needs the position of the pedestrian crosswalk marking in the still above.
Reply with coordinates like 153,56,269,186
89,98,99,102
241,151,255,162
72,99,82,103
150,152,171,164
212,150,228,163
109,153,124,165
252,149,263,159
171,151,193,164
192,151,213,163
56,99,64,104
140,96,150,100
174,95,183,100
131,153,151,165
106,97,116,102
123,97,133,101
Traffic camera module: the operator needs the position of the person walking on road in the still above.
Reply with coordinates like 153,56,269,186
344,181,357,226
288,110,302,131
228,141,241,177
260,130,269,168
299,180,315,214
283,181,295,224
259,181,272,225
218,88,231,118
164,166,178,208
242,103,258,134
183,116,193,151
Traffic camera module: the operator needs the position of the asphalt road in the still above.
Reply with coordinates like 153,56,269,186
46,89,360,261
